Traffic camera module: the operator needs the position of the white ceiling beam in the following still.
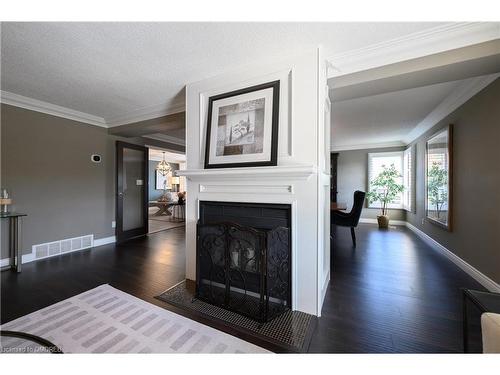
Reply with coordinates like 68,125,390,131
327,22,500,79
330,39,500,102
330,141,406,152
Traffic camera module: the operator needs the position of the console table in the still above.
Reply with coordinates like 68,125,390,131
149,201,185,221
149,201,175,216
0,212,26,273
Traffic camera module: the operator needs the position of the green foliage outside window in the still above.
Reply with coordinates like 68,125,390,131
427,162,448,219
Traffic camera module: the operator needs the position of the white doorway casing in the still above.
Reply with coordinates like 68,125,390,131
179,48,330,316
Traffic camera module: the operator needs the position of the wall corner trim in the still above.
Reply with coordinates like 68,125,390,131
405,222,500,293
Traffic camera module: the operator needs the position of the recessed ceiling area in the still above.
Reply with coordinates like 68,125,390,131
1,22,449,125
108,111,185,146
329,41,500,151
331,80,461,149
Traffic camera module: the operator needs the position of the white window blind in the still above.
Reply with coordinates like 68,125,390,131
368,151,404,209
403,147,412,211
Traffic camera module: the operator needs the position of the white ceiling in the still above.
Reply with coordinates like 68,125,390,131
1,22,448,125
331,80,461,149
330,74,500,150
149,148,186,162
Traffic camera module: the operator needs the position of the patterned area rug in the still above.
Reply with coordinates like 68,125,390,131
0,285,269,353
155,280,316,353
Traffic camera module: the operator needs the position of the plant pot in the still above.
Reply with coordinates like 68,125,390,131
377,215,390,229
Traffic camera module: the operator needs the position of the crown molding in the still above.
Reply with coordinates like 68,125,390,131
1,90,185,128
330,141,405,152
404,73,500,144
105,101,185,127
327,22,500,78
0,90,107,127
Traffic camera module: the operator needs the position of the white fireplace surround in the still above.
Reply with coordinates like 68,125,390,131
179,48,331,316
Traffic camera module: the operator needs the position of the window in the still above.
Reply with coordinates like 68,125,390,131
368,149,414,211
403,147,413,211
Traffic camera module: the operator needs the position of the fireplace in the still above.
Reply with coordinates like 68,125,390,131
196,201,291,322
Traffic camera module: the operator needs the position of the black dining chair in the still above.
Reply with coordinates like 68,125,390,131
331,190,366,247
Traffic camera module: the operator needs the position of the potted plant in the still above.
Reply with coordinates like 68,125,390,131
367,164,404,229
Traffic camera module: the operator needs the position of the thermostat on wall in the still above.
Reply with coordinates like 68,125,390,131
91,154,102,163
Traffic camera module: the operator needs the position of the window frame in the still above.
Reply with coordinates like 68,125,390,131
402,146,415,212
367,151,405,210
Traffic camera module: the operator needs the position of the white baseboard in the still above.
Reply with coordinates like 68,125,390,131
23,252,35,264
0,235,116,267
320,269,331,316
93,236,116,247
359,218,406,226
1,252,35,267
352,218,500,292
405,222,500,293
0,258,10,267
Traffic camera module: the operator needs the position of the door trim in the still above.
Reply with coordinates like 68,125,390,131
116,141,149,243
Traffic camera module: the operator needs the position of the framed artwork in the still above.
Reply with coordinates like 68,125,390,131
425,124,453,230
155,170,172,190
204,80,280,169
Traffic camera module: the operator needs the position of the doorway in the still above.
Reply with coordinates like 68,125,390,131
116,141,149,243
147,148,186,234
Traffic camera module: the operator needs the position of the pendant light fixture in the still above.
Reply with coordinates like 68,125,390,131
156,152,172,176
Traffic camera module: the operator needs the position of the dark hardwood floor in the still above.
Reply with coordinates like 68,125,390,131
1,228,186,324
1,223,485,353
309,223,484,353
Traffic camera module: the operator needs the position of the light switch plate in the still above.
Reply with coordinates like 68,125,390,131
136,180,143,186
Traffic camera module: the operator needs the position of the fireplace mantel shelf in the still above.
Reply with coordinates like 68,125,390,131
176,165,316,181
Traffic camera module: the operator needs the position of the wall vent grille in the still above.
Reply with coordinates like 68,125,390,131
32,234,94,261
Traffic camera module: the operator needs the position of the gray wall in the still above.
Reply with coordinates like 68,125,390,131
148,160,179,201
0,104,168,258
337,146,407,221
406,78,500,283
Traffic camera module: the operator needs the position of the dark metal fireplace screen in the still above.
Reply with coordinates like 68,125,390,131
196,222,291,323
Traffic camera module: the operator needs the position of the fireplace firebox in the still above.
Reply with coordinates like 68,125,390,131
196,201,291,323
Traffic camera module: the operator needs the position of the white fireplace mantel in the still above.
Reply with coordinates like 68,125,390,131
183,48,330,316
176,165,316,181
